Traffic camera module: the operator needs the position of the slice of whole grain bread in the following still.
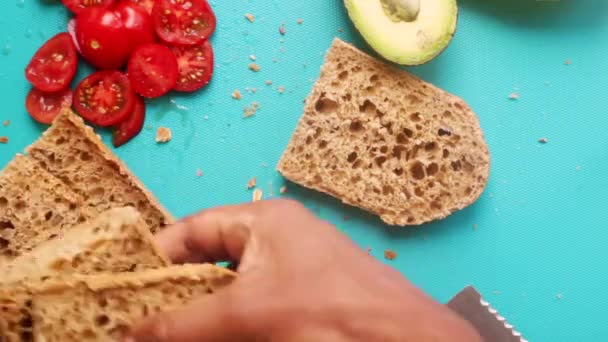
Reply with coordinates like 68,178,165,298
0,206,170,285
0,207,170,342
0,155,93,264
26,109,174,234
31,264,236,341
277,38,490,226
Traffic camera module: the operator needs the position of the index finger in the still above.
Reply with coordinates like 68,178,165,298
154,203,258,264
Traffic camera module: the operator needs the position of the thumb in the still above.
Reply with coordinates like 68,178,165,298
126,285,253,342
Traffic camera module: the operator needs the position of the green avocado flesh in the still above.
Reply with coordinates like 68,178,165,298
344,0,458,65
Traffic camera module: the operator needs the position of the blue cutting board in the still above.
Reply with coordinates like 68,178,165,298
2,0,608,340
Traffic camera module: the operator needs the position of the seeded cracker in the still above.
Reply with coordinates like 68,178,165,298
247,177,257,189
232,90,242,100
245,13,255,23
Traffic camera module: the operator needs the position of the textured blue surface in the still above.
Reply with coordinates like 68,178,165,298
2,0,608,340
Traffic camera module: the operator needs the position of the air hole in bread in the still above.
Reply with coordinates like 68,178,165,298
359,100,377,115
451,160,462,172
305,136,313,145
431,200,442,210
14,201,26,210
454,102,463,110
443,149,450,158
410,162,425,180
55,137,66,145
463,161,475,173
428,181,436,188
370,74,379,82
393,168,404,176
396,133,408,145
415,124,423,131
318,140,328,149
69,202,78,210
375,156,387,167
415,187,424,197
313,174,322,184
438,128,452,137
410,112,422,122
343,93,352,101
0,220,15,230
403,128,414,138
427,163,439,176
465,187,473,196
0,237,9,249
352,160,363,169
338,70,349,80
95,315,110,327
425,142,438,152
382,185,394,195
315,97,339,114
407,94,422,105
380,146,388,154
407,217,416,223
80,152,93,161
349,121,363,133
44,211,53,221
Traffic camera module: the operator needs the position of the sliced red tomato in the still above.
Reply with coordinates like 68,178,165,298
170,40,214,92
123,0,155,15
76,8,131,70
67,19,81,54
25,88,73,125
127,44,178,98
152,0,216,46
25,33,78,93
112,95,145,147
61,0,114,15
115,2,156,49
73,71,136,127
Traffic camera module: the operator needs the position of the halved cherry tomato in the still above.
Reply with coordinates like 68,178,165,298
170,40,214,92
124,0,155,15
25,88,73,125
61,0,114,15
76,8,131,70
112,95,145,147
67,19,81,54
114,2,156,49
152,0,216,46
25,33,78,93
73,71,136,127
127,44,178,98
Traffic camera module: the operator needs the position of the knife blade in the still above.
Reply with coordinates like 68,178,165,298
447,286,528,342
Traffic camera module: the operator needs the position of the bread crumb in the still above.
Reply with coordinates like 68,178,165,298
297,18,303,24
247,177,257,189
509,92,520,100
249,63,261,72
249,54,256,61
279,23,286,35
279,186,287,194
243,102,260,118
196,169,204,177
384,250,397,260
252,188,263,202
0,136,8,144
156,127,172,143
232,89,242,100
565,59,571,65
250,88,257,93
245,13,255,23
2,120,9,127
278,86,285,94
265,80,273,85
538,137,548,144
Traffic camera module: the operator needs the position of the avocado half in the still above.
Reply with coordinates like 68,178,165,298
344,0,458,65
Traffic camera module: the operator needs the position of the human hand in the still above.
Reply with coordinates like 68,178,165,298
127,199,481,342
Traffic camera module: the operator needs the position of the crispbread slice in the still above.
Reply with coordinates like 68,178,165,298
0,207,170,342
26,109,174,234
32,264,236,341
1,207,170,285
0,154,92,263
278,38,490,226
